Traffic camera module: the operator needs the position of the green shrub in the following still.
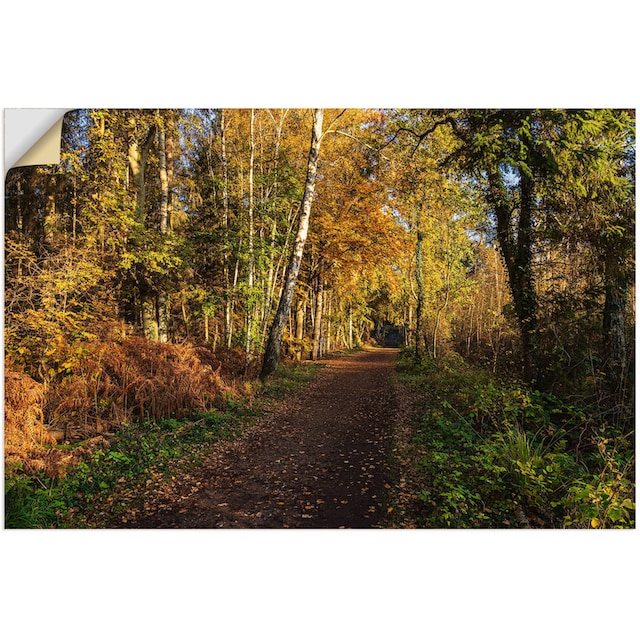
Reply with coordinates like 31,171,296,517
396,351,635,528
560,435,635,528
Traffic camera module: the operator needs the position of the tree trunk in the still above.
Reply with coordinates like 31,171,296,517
488,167,540,385
602,255,628,393
128,120,155,224
432,266,452,359
128,117,156,337
158,120,169,235
157,115,170,343
220,109,233,348
312,279,324,360
262,218,278,340
142,299,158,340
261,109,324,379
261,111,287,342
514,169,540,385
180,297,189,338
295,295,305,362
44,172,58,247
326,291,332,354
246,109,256,368
415,224,425,361
157,291,169,343
227,248,242,348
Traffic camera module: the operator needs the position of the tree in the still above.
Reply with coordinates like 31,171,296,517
439,109,563,386
156,110,171,342
383,110,478,360
261,109,324,379
5,107,633,403
542,109,635,392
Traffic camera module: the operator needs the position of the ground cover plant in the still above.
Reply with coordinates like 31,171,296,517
5,358,321,528
392,350,635,528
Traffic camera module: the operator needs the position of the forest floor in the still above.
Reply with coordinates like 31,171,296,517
123,347,408,529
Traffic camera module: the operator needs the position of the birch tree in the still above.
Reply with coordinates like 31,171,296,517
261,109,323,378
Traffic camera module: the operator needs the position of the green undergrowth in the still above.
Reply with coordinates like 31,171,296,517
394,350,635,529
5,410,245,528
257,360,324,399
5,360,323,528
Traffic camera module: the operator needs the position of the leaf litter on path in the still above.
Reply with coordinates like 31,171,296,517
124,348,401,529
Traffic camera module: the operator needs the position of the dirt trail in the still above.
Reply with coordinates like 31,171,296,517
127,347,400,528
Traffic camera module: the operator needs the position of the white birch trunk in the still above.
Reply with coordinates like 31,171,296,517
261,109,324,378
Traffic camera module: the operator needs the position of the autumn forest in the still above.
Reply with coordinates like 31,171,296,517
4,108,635,529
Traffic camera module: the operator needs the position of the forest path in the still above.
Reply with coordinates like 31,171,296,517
127,347,400,528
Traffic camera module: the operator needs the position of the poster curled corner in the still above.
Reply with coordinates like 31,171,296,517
4,109,71,175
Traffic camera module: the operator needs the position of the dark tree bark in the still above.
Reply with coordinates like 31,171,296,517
414,224,425,361
602,255,628,393
487,166,540,386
